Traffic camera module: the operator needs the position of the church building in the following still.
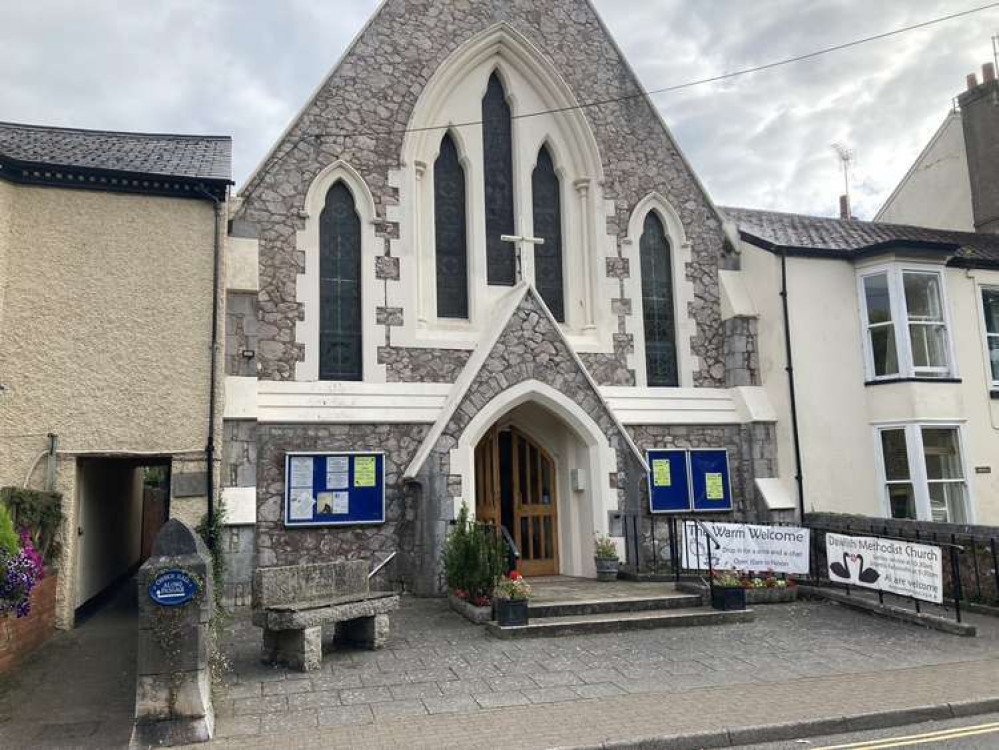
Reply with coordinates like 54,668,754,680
223,0,786,594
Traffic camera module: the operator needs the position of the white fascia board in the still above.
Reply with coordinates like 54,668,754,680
224,376,259,420
221,486,257,525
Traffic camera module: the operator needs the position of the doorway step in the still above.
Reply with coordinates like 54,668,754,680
485,577,754,638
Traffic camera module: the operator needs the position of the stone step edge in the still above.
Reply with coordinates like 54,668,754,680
486,608,754,639
528,594,703,616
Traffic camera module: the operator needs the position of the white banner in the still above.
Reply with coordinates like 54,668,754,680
825,533,943,604
681,522,811,575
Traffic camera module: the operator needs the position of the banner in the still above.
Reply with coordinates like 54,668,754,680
681,522,811,575
825,533,943,604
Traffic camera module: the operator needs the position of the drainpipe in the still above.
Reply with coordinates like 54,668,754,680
780,249,806,520
196,184,226,551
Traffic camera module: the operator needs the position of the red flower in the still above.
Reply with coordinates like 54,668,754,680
509,571,522,581
453,588,468,600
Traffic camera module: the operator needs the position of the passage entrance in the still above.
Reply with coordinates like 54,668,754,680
474,426,559,576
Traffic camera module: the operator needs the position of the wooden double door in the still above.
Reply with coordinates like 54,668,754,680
475,426,559,576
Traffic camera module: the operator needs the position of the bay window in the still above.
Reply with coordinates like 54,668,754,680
980,287,999,386
875,424,970,523
859,266,954,381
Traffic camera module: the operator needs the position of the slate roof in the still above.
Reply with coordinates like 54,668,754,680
721,206,999,267
0,121,232,182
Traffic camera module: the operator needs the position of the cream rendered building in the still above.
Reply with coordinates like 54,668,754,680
0,122,231,627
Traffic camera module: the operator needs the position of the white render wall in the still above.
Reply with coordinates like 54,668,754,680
742,241,999,525
875,112,975,232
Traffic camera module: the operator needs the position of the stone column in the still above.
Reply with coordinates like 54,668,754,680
574,178,596,330
132,520,214,747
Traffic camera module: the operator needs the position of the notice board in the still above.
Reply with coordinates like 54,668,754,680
284,452,385,527
647,448,733,513
647,449,691,513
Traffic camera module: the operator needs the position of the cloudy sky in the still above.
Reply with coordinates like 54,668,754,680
2,0,996,218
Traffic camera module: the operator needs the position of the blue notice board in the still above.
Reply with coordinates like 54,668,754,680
689,449,733,512
647,450,691,513
284,452,385,527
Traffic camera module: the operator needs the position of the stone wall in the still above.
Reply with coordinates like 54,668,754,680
223,420,257,489
225,292,258,377
378,346,471,384
236,0,735,387
723,316,759,387
255,423,429,590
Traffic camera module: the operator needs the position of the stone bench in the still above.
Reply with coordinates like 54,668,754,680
252,560,399,672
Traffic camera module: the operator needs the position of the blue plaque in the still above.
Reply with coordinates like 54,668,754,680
148,569,199,606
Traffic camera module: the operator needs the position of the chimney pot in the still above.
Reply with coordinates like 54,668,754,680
968,72,979,90
984,62,996,82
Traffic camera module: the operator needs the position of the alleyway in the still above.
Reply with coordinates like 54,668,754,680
0,583,137,749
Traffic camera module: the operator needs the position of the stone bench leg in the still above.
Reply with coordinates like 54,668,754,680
340,614,389,650
261,626,322,672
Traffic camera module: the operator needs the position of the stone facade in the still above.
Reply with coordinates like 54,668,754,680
255,423,429,587
377,346,471,384
723,316,760,387
223,420,257,488
235,0,735,387
225,292,258,377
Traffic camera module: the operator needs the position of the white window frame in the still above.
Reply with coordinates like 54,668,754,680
872,422,974,524
978,284,999,389
857,263,957,382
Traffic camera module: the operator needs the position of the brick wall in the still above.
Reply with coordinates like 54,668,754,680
0,573,57,675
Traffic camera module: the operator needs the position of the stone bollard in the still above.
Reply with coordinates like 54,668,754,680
131,519,214,747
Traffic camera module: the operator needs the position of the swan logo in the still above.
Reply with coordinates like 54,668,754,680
828,552,881,584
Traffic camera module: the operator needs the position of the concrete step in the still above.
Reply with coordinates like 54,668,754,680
528,593,703,618
486,607,754,639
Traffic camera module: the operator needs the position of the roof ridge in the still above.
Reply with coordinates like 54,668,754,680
0,120,231,141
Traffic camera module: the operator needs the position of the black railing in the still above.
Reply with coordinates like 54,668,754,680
499,524,521,574
624,512,999,625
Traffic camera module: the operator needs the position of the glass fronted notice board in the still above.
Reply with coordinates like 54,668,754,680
647,448,733,513
284,452,385,527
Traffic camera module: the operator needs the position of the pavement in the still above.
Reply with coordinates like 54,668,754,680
3,588,999,749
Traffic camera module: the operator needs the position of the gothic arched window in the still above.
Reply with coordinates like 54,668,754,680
434,133,468,319
482,73,516,286
319,182,362,381
640,212,678,386
532,146,565,322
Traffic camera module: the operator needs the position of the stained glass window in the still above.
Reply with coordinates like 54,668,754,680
434,133,468,319
532,146,565,322
482,73,516,286
640,212,678,386
319,182,362,381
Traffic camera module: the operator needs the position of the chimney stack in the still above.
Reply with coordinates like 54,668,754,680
959,63,999,233
839,194,852,220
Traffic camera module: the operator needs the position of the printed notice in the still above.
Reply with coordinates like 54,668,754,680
289,457,314,488
652,459,672,487
316,492,335,515
354,456,376,487
705,472,724,500
326,456,350,490
290,490,314,521
331,492,349,514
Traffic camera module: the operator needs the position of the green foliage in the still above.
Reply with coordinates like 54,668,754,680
594,533,619,560
0,504,18,557
442,504,507,601
195,500,228,617
0,487,63,564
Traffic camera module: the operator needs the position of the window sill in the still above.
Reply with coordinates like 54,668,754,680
865,377,962,387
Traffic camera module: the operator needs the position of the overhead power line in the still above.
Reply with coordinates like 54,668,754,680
246,1,999,188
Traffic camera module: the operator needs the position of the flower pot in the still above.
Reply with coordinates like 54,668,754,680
595,557,620,582
711,585,747,611
495,597,529,627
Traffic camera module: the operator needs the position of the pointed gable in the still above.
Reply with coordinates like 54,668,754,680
405,284,645,480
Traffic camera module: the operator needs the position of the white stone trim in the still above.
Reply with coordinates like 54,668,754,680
719,269,757,320
221,486,257,525
624,192,697,388
257,381,452,424
226,237,259,292
755,478,796,511
224,376,259,420
295,160,385,383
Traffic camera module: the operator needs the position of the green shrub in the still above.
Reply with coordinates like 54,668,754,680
0,487,62,563
442,504,507,602
195,500,228,617
0,504,18,557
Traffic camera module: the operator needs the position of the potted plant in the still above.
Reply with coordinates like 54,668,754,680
710,569,747,611
494,571,532,627
593,533,620,582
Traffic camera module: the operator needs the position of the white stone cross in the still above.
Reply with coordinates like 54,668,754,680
500,234,545,282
